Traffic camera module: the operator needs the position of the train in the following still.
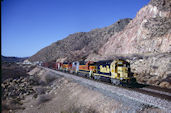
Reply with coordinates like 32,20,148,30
41,59,136,86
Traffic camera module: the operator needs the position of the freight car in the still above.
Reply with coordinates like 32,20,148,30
54,62,62,70
41,62,56,69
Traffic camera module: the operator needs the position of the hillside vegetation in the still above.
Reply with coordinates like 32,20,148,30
29,18,131,62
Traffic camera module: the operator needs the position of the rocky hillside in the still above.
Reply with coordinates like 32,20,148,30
29,0,171,63
29,18,131,62
96,0,171,59
29,0,171,88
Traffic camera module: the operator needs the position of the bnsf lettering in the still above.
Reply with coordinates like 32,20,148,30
100,65,110,73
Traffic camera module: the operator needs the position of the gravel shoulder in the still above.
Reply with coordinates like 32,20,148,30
44,67,171,112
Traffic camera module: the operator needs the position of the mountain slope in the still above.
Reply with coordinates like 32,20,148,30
1,55,28,62
30,0,171,63
29,18,131,62
95,0,171,60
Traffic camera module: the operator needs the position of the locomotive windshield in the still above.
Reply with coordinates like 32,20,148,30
117,61,123,67
117,61,130,68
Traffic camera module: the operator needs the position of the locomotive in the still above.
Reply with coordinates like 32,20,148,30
42,59,136,85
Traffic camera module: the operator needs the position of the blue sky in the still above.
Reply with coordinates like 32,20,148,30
1,0,149,57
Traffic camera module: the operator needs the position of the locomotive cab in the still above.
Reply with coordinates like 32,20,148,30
117,60,130,79
110,60,136,84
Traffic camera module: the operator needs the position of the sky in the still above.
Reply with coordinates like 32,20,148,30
1,0,149,57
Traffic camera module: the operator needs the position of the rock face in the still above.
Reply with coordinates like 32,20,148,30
129,53,171,88
149,0,171,11
97,0,171,58
29,19,131,62
1,76,37,100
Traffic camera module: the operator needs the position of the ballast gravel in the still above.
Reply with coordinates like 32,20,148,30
43,67,171,112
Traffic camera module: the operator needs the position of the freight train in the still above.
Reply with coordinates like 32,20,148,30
41,59,136,86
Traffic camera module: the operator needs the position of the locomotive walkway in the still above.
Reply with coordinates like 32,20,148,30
41,66,171,112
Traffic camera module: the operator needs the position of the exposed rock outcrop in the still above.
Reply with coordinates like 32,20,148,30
149,0,171,11
97,1,171,57
130,53,171,88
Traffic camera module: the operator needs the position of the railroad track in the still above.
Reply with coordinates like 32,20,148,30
45,67,171,101
92,77,171,101
134,86,171,101
61,70,171,101
74,73,171,101
41,66,171,111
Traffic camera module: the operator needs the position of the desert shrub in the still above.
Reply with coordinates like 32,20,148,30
44,73,57,84
29,75,41,85
35,87,48,95
37,94,52,104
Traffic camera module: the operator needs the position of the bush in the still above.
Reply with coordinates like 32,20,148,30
37,94,52,104
35,87,47,95
45,73,57,84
